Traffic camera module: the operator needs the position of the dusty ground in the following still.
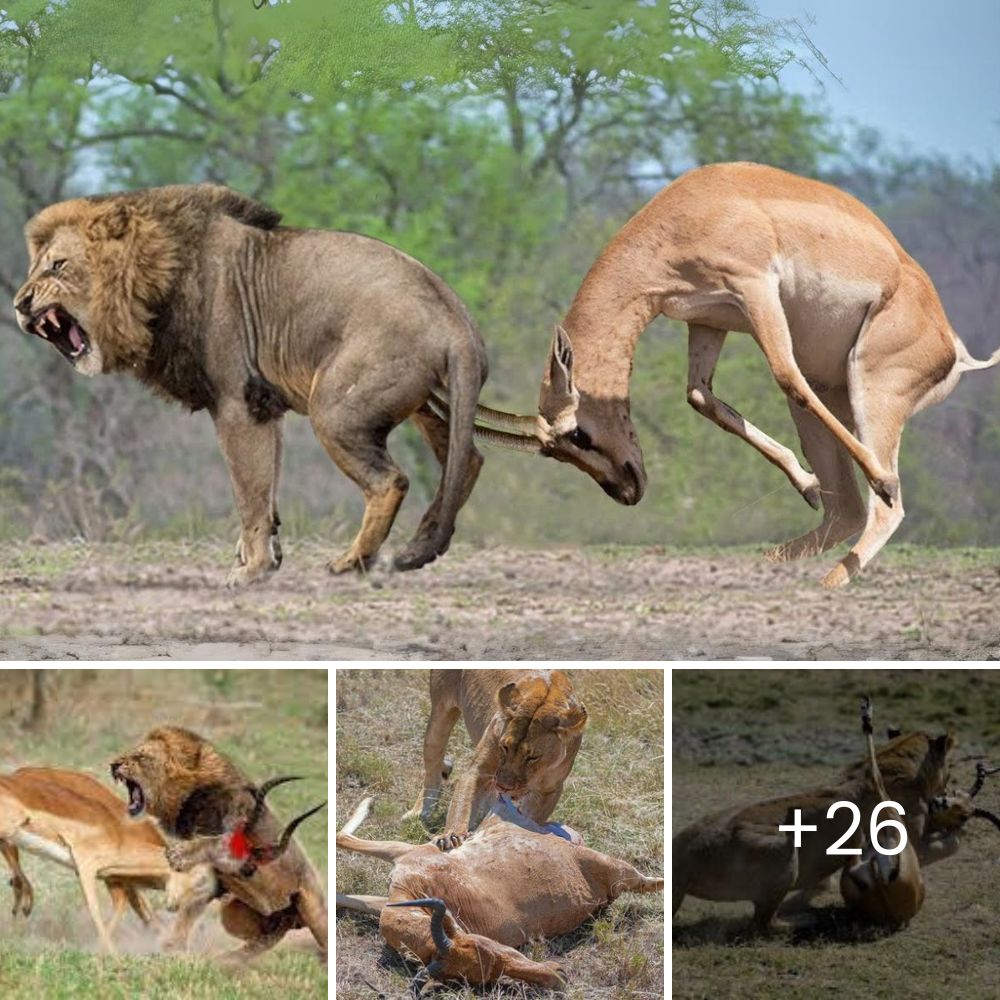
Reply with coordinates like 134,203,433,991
1,540,999,660
673,669,1000,1000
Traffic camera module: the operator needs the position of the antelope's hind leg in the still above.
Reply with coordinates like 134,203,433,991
0,840,33,917
765,386,867,562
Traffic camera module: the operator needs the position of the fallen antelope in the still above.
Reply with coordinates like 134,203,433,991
337,794,662,988
0,767,214,953
839,698,924,926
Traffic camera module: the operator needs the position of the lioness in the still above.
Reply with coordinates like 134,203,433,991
404,669,587,850
0,766,214,953
110,726,327,959
14,185,488,582
672,720,952,928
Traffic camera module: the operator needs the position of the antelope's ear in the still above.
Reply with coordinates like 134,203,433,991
886,727,902,740
549,325,576,401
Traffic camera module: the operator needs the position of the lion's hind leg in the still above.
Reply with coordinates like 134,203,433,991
308,357,420,575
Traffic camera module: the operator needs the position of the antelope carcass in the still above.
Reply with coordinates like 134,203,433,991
336,794,662,988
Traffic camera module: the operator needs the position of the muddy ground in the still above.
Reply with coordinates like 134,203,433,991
1,540,998,660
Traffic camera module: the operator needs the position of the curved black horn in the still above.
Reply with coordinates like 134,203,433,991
973,807,1000,833
387,898,452,956
969,763,1000,798
274,800,327,855
246,775,302,831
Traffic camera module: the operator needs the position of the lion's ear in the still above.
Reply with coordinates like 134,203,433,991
88,203,133,241
497,682,519,717
555,699,587,733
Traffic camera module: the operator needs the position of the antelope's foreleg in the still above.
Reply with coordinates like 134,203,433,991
0,839,33,917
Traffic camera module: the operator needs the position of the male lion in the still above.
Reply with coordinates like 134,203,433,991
110,726,327,959
14,185,488,581
404,669,587,850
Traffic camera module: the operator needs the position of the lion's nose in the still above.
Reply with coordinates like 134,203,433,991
15,292,33,317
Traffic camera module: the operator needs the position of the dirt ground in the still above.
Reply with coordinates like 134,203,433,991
1,540,999,660
673,669,1000,1000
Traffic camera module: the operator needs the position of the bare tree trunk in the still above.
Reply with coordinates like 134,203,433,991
25,669,47,730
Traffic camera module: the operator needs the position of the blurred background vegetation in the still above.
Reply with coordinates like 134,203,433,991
1,0,997,552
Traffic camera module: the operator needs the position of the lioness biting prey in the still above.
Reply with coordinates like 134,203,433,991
404,669,587,850
15,185,489,582
110,726,327,959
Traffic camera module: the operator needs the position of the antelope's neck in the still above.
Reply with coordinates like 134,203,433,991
561,263,659,401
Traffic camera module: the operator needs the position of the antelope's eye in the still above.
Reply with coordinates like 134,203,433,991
568,427,592,450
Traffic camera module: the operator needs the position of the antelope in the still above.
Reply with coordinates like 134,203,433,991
337,794,662,988
0,767,215,953
450,162,1000,587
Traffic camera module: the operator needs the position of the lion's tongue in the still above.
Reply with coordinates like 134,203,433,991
68,324,85,354
128,782,145,816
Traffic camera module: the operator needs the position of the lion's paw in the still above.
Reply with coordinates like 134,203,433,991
433,830,467,852
165,843,194,872
225,561,277,589
327,549,377,575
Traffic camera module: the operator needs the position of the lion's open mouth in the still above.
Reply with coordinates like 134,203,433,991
112,766,147,817
26,306,90,364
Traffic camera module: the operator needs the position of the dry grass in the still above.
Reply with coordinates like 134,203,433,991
335,668,664,999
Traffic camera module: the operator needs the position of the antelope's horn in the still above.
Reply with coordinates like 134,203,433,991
475,425,543,453
429,392,541,437
972,807,1000,833
275,800,327,855
969,763,1000,798
246,775,303,831
387,897,452,955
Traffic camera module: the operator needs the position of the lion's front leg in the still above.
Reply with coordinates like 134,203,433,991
213,399,283,587
166,836,225,872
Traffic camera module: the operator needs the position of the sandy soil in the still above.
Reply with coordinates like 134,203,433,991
1,540,998,660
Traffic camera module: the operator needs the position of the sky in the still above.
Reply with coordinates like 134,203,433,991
753,0,999,164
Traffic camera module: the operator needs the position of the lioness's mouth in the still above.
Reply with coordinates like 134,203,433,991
26,306,90,364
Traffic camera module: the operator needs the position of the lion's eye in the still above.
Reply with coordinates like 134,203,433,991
525,754,541,764
50,259,66,273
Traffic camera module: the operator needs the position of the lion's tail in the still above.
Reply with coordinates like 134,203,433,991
433,335,485,558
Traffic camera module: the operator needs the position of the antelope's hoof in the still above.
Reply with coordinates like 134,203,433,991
393,543,437,572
